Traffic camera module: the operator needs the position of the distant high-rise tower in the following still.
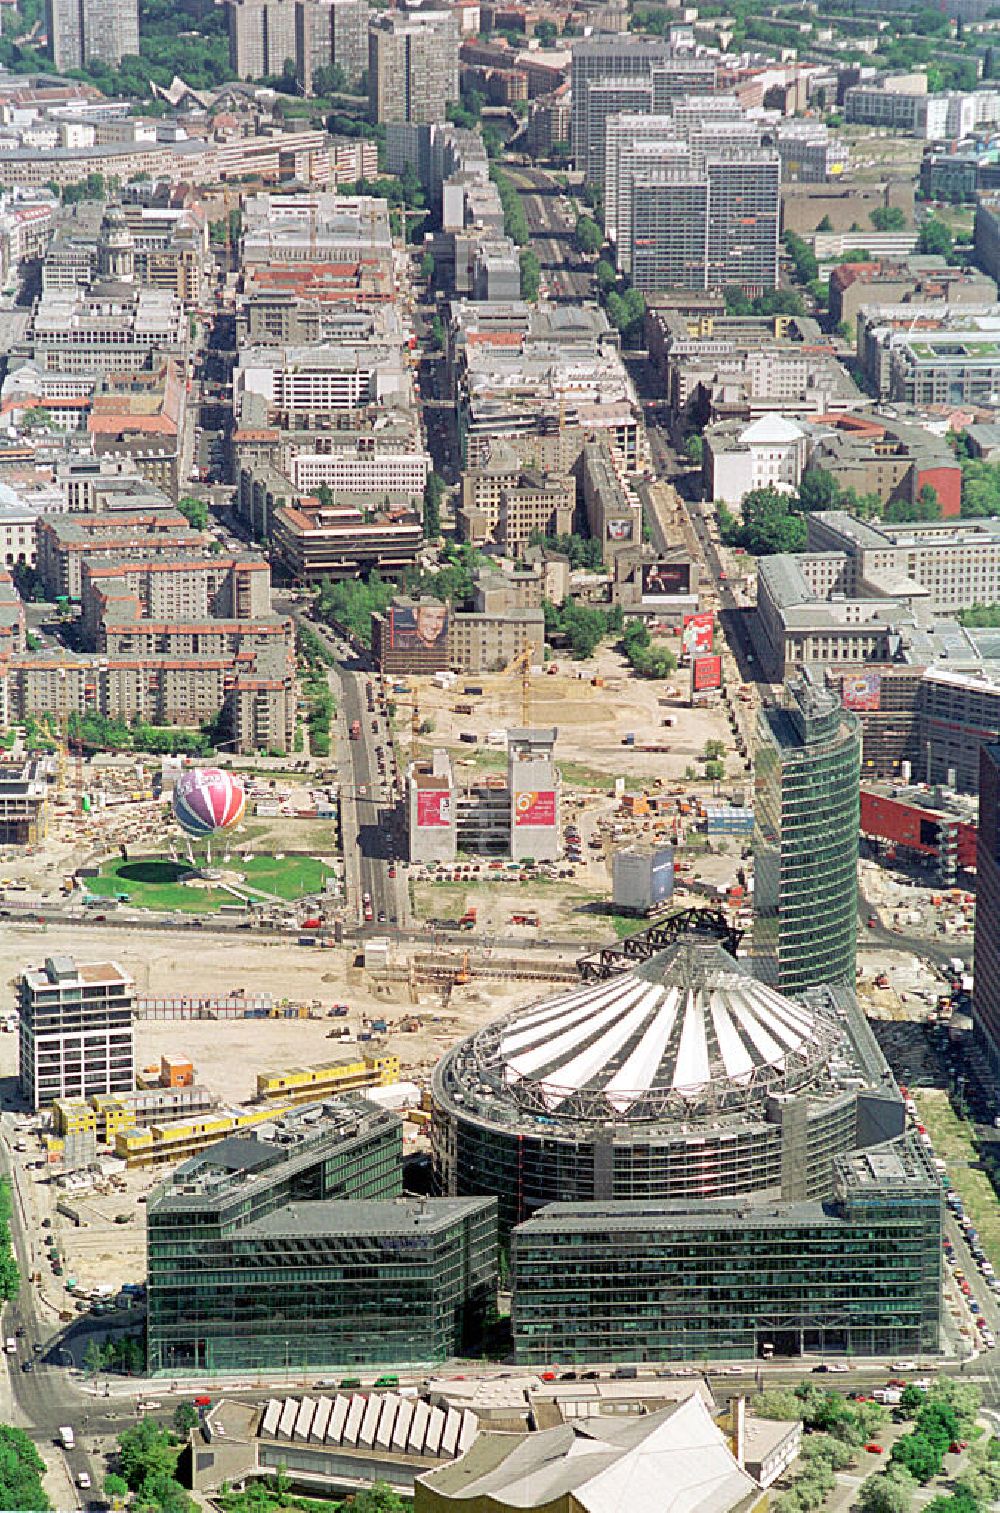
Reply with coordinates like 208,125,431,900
227,0,297,79
753,671,861,996
295,0,369,93
368,7,458,125
974,743,1000,1068
47,0,138,70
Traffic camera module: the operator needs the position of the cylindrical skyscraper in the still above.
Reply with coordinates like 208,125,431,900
753,671,861,996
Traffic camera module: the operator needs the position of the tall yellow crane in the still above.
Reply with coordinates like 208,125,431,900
502,647,533,728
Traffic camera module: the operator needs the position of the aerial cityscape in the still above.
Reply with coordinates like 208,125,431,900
1,0,1000,1509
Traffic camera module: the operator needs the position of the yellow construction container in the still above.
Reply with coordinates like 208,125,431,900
114,1103,296,1168
92,1095,134,1144
256,1053,400,1103
52,1099,97,1137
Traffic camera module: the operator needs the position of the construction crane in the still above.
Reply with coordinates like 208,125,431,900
502,646,533,727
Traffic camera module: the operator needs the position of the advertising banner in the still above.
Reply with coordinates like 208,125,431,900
390,603,449,650
692,654,723,694
417,790,451,827
607,519,634,542
682,612,714,658
514,790,556,827
642,562,691,599
842,671,881,712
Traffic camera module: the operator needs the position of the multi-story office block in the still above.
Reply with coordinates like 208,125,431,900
511,1137,941,1363
570,37,714,173
296,0,369,91
227,0,297,79
706,152,781,294
584,80,653,186
368,8,458,125
46,0,138,69
753,671,861,995
975,742,1000,1070
632,175,709,291
147,1098,497,1373
18,954,134,1112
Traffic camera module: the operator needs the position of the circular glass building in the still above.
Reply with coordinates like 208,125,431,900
432,934,883,1235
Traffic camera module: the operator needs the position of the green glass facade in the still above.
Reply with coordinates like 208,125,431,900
147,1098,497,1374
511,1138,941,1364
753,674,861,995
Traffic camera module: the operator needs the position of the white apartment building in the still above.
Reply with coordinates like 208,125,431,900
18,953,134,1110
289,450,430,495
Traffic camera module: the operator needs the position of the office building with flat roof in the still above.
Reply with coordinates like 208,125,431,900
368,8,459,124
18,954,134,1111
511,1136,941,1363
147,1097,497,1373
753,673,861,995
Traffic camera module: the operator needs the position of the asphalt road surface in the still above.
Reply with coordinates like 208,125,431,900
502,164,596,303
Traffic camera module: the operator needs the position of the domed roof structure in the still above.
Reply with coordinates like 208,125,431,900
439,936,843,1128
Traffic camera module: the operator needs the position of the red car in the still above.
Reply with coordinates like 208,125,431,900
194,1395,212,1407
865,1445,884,1455
541,1371,557,1382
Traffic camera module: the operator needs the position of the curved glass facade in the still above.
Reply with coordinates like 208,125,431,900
753,675,861,996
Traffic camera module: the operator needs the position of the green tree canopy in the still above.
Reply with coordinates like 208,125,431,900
725,486,807,555
177,495,209,531
574,214,603,256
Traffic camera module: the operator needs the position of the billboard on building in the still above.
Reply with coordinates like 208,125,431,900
607,518,634,542
417,790,451,827
390,602,449,651
682,612,714,658
692,654,723,694
514,790,556,827
641,562,691,599
842,671,881,712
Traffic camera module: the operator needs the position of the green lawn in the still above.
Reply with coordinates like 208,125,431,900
84,853,331,913
913,1089,1000,1265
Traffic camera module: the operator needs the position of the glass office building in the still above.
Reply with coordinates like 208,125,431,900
753,671,861,995
147,1096,498,1374
433,935,904,1237
512,1137,941,1363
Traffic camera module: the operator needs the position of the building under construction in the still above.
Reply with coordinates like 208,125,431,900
860,781,977,883
0,757,50,844
407,729,560,864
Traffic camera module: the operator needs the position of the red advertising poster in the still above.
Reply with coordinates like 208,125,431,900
692,654,723,693
682,612,714,658
842,672,881,712
417,790,451,827
514,790,556,827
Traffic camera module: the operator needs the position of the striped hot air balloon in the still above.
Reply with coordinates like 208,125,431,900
172,767,246,838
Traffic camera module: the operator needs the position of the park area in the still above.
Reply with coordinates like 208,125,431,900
84,852,334,912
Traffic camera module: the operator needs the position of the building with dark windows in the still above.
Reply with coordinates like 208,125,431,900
18,954,134,1112
432,932,905,1240
974,742,1000,1071
753,671,861,995
147,1097,495,1374
510,1136,941,1364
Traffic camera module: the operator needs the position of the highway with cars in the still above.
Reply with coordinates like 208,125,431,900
502,164,596,303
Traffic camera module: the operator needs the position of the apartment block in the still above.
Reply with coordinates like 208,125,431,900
458,453,575,551
19,953,135,1112
46,0,139,69
296,0,370,91
368,8,459,125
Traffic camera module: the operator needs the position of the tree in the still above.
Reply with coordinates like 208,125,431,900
116,1420,181,1492
871,206,906,231
796,469,842,513
705,759,725,781
0,1426,49,1511
891,1432,943,1483
312,62,347,94
595,258,616,293
816,215,834,232
884,485,940,523
724,286,753,315
420,250,435,282
783,230,818,285
703,738,726,760
133,1470,195,1513
349,1482,409,1513
728,486,807,555
176,495,209,530
856,1466,917,1513
105,1472,129,1504
519,248,541,301
83,1338,104,1378
171,1404,198,1436
919,215,954,259
574,214,603,256
753,1389,805,1421
684,435,704,466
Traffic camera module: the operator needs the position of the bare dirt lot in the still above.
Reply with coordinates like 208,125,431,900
399,644,736,791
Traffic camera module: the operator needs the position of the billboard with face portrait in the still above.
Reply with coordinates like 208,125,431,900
417,790,451,827
642,562,691,599
607,518,634,543
390,602,449,651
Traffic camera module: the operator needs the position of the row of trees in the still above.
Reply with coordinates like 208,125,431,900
83,1332,144,1377
528,531,604,571
0,1184,18,1305
0,1426,48,1511
490,167,529,246
296,626,336,757
67,711,217,758
112,1418,194,1513
315,574,397,647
